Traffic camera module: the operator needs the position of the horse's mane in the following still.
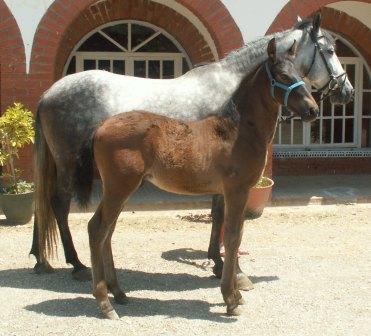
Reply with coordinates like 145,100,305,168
220,17,334,72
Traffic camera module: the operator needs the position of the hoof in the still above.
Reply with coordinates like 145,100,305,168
114,292,128,305
212,263,223,279
227,305,242,316
237,273,254,291
34,261,54,274
105,309,120,320
72,267,92,282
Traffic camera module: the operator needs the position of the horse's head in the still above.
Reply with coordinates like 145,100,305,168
266,38,319,122
295,12,354,105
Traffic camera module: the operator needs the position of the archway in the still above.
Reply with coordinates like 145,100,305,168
30,0,243,80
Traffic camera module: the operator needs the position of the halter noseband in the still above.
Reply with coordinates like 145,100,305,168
303,30,348,101
265,61,306,109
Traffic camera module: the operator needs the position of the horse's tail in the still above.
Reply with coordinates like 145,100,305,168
73,135,94,209
34,109,58,261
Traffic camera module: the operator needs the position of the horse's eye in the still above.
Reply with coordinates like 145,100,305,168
328,49,334,55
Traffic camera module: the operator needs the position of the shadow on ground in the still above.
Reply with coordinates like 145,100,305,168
161,248,280,284
25,296,234,322
0,267,221,294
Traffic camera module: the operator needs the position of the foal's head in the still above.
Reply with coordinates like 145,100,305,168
266,38,319,122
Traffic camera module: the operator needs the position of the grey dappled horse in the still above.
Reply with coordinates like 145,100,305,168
31,13,354,281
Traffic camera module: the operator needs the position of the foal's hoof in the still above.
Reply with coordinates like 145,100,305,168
72,267,92,282
34,261,54,274
226,305,242,316
105,309,120,320
237,273,254,291
114,291,128,305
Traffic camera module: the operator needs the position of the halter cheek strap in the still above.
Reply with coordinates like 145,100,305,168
265,62,306,107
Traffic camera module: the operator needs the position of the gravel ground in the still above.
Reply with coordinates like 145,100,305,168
0,204,370,336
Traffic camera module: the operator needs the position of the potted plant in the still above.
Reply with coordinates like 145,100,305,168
0,103,35,224
244,176,274,219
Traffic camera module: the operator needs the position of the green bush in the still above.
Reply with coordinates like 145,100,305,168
0,103,35,194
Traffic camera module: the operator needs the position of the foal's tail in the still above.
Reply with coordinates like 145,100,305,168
73,135,94,209
34,109,58,261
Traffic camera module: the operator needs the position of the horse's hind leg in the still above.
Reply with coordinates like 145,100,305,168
30,217,54,274
51,173,90,281
209,195,224,278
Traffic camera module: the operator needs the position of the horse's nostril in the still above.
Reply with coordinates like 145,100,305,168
310,107,319,117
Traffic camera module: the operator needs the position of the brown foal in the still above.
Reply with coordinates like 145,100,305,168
88,38,318,319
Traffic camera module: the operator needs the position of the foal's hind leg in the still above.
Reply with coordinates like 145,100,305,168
51,172,90,281
90,174,143,319
209,195,253,291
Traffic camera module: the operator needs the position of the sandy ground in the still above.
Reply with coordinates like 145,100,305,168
0,204,370,336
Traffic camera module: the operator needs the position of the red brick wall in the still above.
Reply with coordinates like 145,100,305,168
30,0,243,80
274,157,371,176
0,1,34,179
2,0,242,180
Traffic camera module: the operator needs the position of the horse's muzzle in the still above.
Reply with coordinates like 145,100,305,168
301,107,319,122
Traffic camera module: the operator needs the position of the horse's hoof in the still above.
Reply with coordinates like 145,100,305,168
72,267,92,282
237,273,254,291
227,305,242,316
114,292,128,305
212,263,223,279
105,309,120,320
34,261,54,274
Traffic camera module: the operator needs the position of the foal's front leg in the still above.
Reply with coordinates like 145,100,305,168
209,195,254,291
221,187,248,316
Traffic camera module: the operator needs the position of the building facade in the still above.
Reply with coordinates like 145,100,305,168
0,0,370,180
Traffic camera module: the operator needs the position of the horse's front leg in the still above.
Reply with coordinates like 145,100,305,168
221,187,248,316
209,195,254,291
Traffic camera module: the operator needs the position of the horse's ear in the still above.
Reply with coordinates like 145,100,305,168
288,39,298,57
312,11,322,34
267,38,276,62
297,16,302,23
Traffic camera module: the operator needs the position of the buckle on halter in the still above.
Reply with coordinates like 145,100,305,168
329,77,339,90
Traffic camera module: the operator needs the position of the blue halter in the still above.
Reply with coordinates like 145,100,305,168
265,62,306,107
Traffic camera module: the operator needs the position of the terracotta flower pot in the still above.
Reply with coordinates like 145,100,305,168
244,177,274,219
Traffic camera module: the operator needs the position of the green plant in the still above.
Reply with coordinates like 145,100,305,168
0,103,35,194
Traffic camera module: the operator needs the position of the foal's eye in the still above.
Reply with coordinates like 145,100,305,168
281,74,292,82
328,49,335,55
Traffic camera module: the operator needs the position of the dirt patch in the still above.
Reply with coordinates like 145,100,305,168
0,204,370,335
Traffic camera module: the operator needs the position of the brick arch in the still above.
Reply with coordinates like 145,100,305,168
267,0,371,34
321,8,371,67
0,0,26,112
30,0,243,80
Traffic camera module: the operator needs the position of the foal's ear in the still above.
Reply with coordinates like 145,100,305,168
267,38,277,62
312,11,322,34
288,39,298,57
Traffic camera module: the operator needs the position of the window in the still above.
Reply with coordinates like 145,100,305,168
64,21,191,78
274,37,370,152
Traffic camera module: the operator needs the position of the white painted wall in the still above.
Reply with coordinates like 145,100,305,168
221,0,289,41
3,0,370,73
